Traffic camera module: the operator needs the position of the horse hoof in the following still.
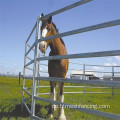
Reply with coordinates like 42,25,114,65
58,115,66,120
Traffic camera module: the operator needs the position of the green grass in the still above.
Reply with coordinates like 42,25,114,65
0,76,120,120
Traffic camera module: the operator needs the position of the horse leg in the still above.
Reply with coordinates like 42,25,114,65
49,81,56,118
58,82,66,120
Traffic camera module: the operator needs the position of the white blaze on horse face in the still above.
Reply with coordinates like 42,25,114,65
42,26,48,38
39,26,48,53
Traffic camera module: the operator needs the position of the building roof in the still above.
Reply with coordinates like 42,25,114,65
71,70,96,76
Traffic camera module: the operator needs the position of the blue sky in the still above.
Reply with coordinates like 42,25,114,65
0,0,120,75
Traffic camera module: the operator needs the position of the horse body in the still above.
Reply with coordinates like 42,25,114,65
48,38,68,78
39,14,69,120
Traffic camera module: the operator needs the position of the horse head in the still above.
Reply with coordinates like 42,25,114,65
39,13,53,53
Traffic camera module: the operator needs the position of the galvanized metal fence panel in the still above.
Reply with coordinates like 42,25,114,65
22,0,120,119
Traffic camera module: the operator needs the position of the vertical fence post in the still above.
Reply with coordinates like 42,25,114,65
112,66,114,97
83,64,85,80
31,16,41,119
21,42,27,112
36,20,41,96
111,66,114,81
83,64,86,96
19,72,21,86
37,54,40,96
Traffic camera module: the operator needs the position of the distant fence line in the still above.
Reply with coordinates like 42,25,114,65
39,62,120,78
0,73,18,78
0,73,33,78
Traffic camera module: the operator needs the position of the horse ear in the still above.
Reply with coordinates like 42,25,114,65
41,13,44,16
47,16,52,24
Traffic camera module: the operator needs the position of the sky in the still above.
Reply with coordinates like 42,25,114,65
0,0,120,76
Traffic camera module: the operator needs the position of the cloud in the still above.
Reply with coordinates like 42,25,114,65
107,57,112,61
114,56,120,62
112,63,117,66
104,62,117,66
93,66,104,70
104,63,111,66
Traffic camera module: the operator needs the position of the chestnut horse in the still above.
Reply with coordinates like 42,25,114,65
39,13,69,120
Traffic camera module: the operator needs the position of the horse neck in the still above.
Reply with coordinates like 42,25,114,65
49,26,65,55
50,37,63,55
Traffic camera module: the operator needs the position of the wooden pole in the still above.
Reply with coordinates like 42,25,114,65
19,72,21,86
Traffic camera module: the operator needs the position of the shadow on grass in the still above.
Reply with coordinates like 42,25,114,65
0,103,44,120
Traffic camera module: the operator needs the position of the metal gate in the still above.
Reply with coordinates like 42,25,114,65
22,0,120,119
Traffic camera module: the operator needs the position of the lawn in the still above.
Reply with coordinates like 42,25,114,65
0,76,120,120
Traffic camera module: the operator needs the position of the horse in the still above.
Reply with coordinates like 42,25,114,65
39,13,69,120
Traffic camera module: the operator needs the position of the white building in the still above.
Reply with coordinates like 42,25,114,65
70,70,99,80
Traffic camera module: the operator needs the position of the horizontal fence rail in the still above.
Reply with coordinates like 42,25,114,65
85,63,120,67
37,50,120,61
36,77,120,87
23,76,120,87
23,85,116,89
37,86,114,88
37,92,120,95
42,61,120,68
23,50,118,69
24,50,120,68
75,70,120,74
38,19,120,42
69,69,120,74
40,0,92,20
70,61,120,67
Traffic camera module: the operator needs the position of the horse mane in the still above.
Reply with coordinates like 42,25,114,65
52,22,65,46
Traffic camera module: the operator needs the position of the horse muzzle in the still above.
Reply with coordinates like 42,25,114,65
39,41,47,53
